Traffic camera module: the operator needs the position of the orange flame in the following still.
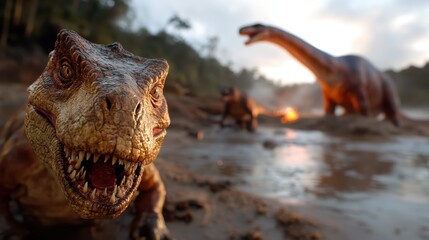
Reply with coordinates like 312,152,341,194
280,107,299,123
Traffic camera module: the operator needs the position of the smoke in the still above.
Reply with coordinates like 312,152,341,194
245,79,323,116
247,81,278,109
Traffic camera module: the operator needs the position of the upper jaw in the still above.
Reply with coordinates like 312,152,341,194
61,145,145,218
65,148,142,196
239,29,262,45
60,130,168,218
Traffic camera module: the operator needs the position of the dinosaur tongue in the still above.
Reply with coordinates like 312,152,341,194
87,161,116,189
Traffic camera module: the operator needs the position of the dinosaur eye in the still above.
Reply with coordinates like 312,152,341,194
150,85,162,105
59,62,73,80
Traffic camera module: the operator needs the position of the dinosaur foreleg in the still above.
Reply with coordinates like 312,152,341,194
130,164,171,240
350,88,369,116
323,93,336,115
0,189,23,239
220,103,231,128
0,127,35,239
246,117,258,132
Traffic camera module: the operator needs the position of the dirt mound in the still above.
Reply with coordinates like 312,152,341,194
284,115,429,137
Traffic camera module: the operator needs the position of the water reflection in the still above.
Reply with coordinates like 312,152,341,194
161,126,429,204
160,126,429,239
314,149,393,198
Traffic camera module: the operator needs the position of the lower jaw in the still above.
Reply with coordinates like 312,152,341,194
63,169,144,219
58,146,145,219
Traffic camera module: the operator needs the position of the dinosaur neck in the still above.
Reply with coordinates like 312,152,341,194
266,27,341,85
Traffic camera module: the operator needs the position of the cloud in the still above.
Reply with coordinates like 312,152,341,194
318,0,429,69
131,0,429,84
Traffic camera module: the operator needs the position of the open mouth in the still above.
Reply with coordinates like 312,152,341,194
32,105,146,215
239,31,260,45
62,147,142,205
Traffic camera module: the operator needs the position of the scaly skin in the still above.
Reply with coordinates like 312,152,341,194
239,23,402,126
220,86,277,132
0,29,172,240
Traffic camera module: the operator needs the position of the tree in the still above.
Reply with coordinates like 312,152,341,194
201,36,219,59
25,0,39,37
166,14,191,31
1,0,13,49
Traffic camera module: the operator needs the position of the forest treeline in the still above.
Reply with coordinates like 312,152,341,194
0,0,275,96
386,63,429,107
1,0,428,106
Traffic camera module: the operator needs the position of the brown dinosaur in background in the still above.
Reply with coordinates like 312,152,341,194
0,30,172,240
239,23,402,126
220,86,278,132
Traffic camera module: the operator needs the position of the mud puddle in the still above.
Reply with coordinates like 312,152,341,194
160,126,429,240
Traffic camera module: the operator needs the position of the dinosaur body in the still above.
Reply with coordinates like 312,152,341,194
239,23,401,126
220,87,276,132
0,30,171,239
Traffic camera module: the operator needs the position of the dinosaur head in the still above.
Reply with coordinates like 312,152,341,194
24,29,170,219
221,86,240,102
239,23,270,45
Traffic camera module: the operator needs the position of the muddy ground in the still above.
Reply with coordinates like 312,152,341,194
1,82,429,240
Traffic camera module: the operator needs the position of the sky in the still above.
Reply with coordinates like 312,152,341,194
129,0,429,85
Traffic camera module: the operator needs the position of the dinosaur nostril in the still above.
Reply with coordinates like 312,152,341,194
105,97,112,111
135,103,142,116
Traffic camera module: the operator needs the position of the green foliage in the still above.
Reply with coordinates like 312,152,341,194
386,63,429,107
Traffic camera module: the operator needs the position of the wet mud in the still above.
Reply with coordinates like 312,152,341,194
1,83,429,239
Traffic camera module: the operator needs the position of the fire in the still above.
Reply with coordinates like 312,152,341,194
279,107,299,123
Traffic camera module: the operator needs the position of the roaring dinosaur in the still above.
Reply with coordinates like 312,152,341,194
0,29,172,240
220,86,277,132
239,23,402,126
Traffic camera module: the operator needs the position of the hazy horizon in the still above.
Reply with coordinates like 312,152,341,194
130,0,429,85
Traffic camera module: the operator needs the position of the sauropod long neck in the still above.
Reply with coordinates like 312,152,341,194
266,27,340,83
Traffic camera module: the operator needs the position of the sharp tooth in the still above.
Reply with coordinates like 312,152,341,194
126,178,133,188
113,185,117,195
64,148,70,158
70,170,76,180
110,192,116,203
79,151,85,162
83,182,88,193
67,165,73,174
75,161,81,169
94,154,100,163
120,177,125,186
116,188,123,198
81,170,86,180
91,189,96,199
86,152,91,160
112,156,117,165
104,188,107,196
129,164,134,173
79,167,84,176
69,152,74,163
104,156,109,163
125,162,131,172
119,159,124,165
